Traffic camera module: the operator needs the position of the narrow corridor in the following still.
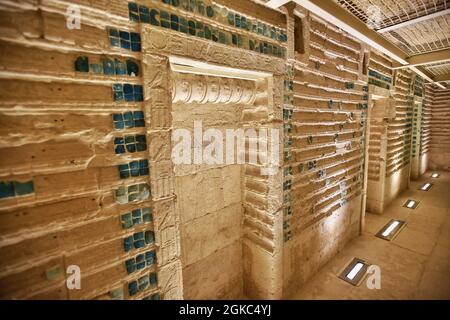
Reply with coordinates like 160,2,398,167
291,171,450,299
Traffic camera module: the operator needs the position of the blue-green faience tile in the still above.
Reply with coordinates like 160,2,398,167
241,16,247,30
206,5,214,18
45,265,63,281
120,31,130,40
114,121,125,130
115,59,126,75
145,231,154,244
139,5,149,15
109,28,119,37
128,2,138,12
124,236,133,251
136,262,146,270
115,145,125,154
129,11,140,22
125,259,136,274
121,39,131,50
142,208,152,222
134,93,144,102
133,111,144,119
102,59,115,75
114,137,124,145
271,27,276,39
160,11,170,28
227,12,234,26
89,63,103,74
145,250,156,265
179,17,188,33
109,287,124,300
136,135,146,143
188,20,196,35
128,184,139,193
134,240,145,249
124,135,134,144
150,294,161,300
114,91,124,102
134,231,144,241
150,9,160,26
219,32,226,44
121,213,133,229
139,159,149,168
126,59,139,77
123,83,133,95
197,1,205,15
126,144,137,153
232,34,237,45
109,37,120,47
0,181,15,198
130,32,141,43
138,275,149,290
75,56,89,72
130,169,140,178
235,14,241,28
130,160,139,170
116,186,127,197
204,25,211,40
128,281,138,296
14,181,34,196
149,273,157,285
131,42,141,52
249,40,255,51
171,14,179,31
212,29,219,42
119,170,130,179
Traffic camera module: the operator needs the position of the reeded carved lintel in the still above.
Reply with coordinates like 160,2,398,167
172,72,257,105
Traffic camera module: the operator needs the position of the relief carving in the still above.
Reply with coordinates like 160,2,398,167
172,73,256,105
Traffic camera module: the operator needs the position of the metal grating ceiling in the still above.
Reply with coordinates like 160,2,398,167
423,61,450,78
334,0,450,55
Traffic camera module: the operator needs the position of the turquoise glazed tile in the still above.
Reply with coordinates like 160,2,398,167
75,56,89,72
14,181,34,196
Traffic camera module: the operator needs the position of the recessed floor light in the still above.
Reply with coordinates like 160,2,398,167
338,258,369,286
431,173,439,178
419,183,432,191
403,199,419,209
376,219,406,241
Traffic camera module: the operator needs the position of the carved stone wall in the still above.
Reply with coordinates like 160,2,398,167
1,0,432,301
282,10,369,296
0,0,286,300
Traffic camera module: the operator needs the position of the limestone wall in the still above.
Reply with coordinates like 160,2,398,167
366,49,393,213
282,9,367,295
428,87,450,170
365,50,418,213
420,86,432,175
0,0,434,300
0,0,286,300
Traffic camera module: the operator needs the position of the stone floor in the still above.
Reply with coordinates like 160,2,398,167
290,170,450,299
